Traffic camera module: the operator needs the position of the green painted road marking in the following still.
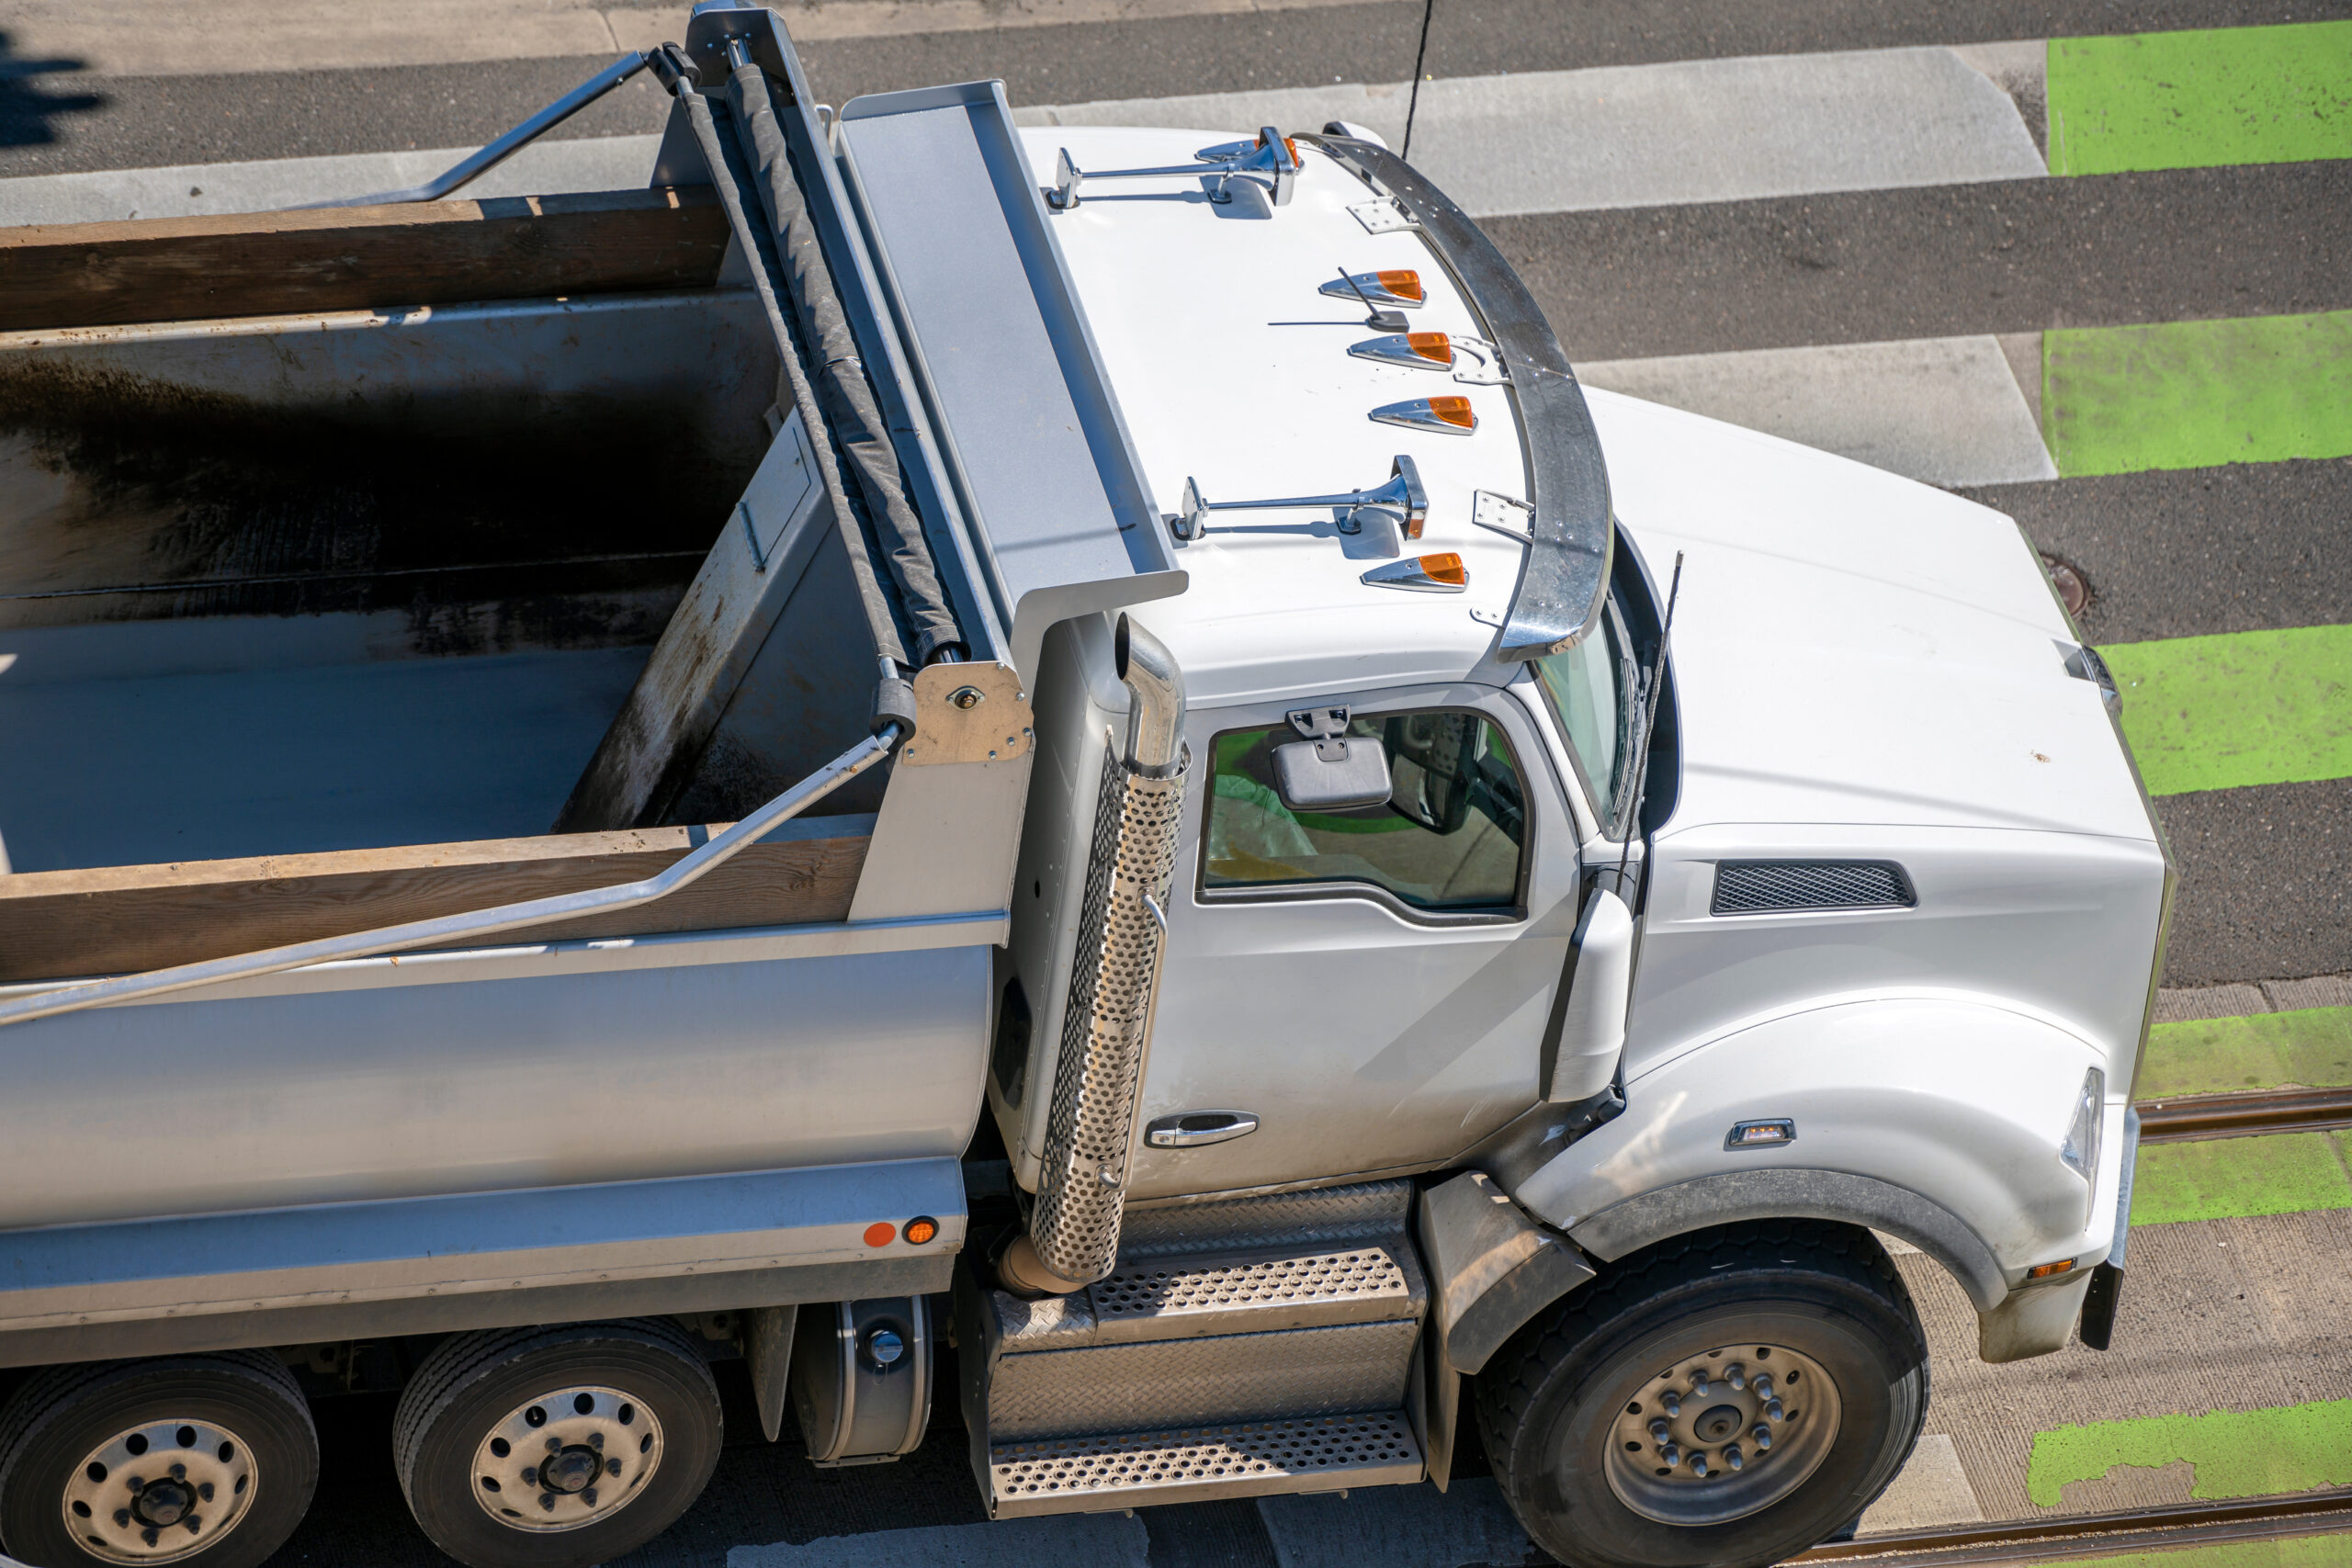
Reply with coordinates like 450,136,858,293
2028,1398,2352,1507
2042,310,2352,477
2142,1007,2352,1098
2099,626,2352,795
2060,1531,2352,1567
2131,1132,2352,1224
2048,20,2352,175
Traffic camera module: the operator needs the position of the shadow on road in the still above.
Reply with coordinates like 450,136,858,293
0,28,105,148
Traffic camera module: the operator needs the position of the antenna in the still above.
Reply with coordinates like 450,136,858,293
1613,551,1684,889
1335,266,1408,331
1400,0,1437,161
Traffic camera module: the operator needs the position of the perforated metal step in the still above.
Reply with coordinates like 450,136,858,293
989,1409,1423,1517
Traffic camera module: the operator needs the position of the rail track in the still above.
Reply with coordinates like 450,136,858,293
2136,1085,2352,1142
1794,1487,2352,1563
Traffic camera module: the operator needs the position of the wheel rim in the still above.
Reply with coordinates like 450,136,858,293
59,1419,259,1564
1601,1342,1842,1526
468,1384,664,1534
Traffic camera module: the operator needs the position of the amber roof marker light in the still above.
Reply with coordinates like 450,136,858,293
1321,269,1426,310
1372,395,1476,434
1361,553,1467,592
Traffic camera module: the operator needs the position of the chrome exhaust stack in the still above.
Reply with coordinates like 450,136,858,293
999,616,1190,1297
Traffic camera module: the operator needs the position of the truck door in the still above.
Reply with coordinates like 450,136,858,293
1129,682,1589,1198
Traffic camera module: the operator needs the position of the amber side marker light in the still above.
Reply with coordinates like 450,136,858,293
1258,130,1301,165
863,1221,898,1247
1428,396,1475,429
904,1215,940,1246
1406,332,1452,365
1374,269,1425,303
1360,552,1466,592
2026,1258,2077,1280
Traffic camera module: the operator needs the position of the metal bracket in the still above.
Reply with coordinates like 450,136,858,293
1470,490,1535,545
898,661,1034,767
1169,455,1427,543
1287,705,1353,762
1046,127,1300,211
1349,197,1417,234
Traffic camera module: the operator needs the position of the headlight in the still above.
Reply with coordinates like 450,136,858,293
2060,1066,2105,1183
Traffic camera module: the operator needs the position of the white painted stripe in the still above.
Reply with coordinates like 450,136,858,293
1018,44,2046,216
1577,335,2059,488
1255,1477,1532,1568
0,0,1375,76
1857,1432,1988,1534
724,1511,1148,1568
3,36,2044,228
0,135,661,226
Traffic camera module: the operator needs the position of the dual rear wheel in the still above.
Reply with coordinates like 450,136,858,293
0,1320,722,1568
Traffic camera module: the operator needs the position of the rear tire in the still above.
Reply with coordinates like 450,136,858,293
392,1320,720,1568
1474,1221,1928,1568
0,1351,318,1568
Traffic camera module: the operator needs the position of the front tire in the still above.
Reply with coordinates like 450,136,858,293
392,1320,721,1568
1474,1221,1928,1568
0,1351,318,1568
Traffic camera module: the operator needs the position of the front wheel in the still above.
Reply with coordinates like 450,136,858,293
1474,1221,1928,1568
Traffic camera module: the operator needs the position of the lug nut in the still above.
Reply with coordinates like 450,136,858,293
1752,1374,1773,1399
1648,1418,1672,1440
1659,1393,1681,1417
540,1494,557,1511
1659,1443,1681,1465
1690,1372,1710,1398
1766,1398,1785,1424
1725,1446,1744,1471
1690,1454,1710,1478
1752,1425,1773,1451
1725,1363,1747,1391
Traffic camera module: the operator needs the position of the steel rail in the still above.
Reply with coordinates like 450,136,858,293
2135,1084,2352,1142
0,725,903,1031
1792,1487,2352,1563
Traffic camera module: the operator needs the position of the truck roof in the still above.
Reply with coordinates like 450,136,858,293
1029,127,1541,709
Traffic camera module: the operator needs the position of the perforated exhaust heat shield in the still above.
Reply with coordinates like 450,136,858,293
1008,617,1188,1293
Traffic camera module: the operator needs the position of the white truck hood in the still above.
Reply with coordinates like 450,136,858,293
1589,388,2156,845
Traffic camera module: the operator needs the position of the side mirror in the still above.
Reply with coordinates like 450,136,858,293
1272,706,1392,811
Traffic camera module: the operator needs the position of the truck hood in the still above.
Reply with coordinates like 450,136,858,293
1588,388,2156,844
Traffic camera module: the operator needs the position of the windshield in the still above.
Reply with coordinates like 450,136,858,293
1532,606,1632,829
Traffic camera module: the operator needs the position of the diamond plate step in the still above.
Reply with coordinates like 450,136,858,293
989,1410,1423,1517
1090,1241,1420,1342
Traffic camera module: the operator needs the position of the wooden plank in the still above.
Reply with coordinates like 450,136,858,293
0,823,868,983
0,187,730,331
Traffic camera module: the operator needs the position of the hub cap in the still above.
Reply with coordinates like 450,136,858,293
469,1384,663,1533
1603,1343,1841,1526
61,1420,258,1564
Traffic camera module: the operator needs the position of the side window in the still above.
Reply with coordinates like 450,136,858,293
1202,711,1527,912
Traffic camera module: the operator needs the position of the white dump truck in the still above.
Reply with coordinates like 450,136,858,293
0,6,2168,1566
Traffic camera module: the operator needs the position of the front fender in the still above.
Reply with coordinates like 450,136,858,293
1513,998,2112,1313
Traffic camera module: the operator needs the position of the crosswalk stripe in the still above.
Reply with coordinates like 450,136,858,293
2046,310,2352,477
2131,1132,2352,1225
2142,1006,2352,1099
2049,19,2352,176
2028,1399,2352,1509
1579,334,2055,487
1016,44,2049,216
2104,625,2352,796
0,136,662,226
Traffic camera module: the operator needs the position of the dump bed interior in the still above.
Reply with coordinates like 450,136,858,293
0,189,892,978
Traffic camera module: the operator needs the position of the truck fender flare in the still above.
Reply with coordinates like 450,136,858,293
1566,1168,2007,1312
1417,1169,1596,1377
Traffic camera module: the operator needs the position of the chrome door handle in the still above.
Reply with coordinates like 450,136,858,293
1145,1111,1260,1148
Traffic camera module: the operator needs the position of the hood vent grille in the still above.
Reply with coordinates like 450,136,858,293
1712,860,1916,916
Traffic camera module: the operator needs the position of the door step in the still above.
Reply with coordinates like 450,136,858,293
989,1409,1423,1517
964,1179,1431,1516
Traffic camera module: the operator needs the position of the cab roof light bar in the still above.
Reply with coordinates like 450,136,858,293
1046,127,1301,211
1168,455,1427,543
